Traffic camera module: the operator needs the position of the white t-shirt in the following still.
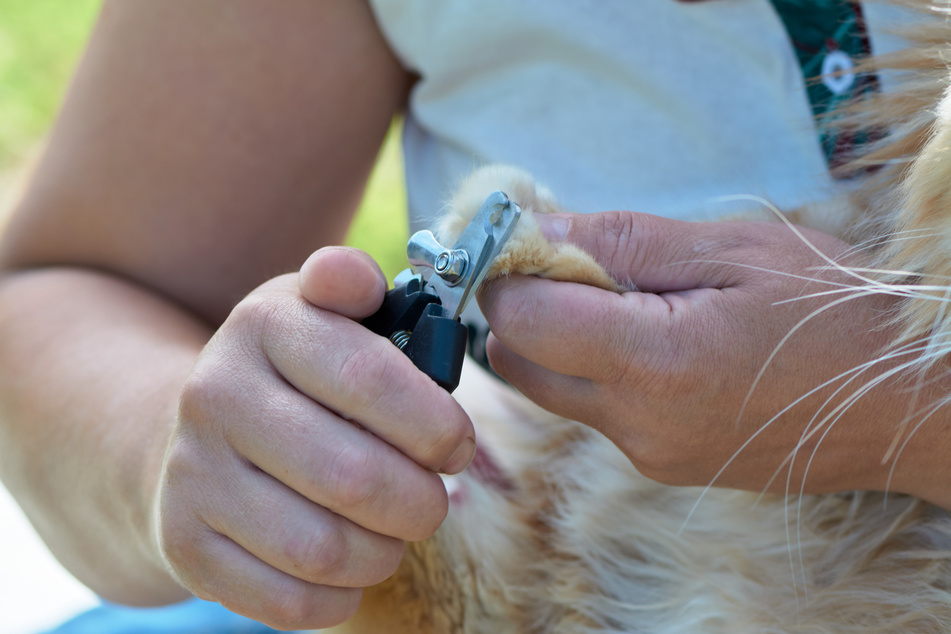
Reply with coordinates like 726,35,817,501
369,0,910,230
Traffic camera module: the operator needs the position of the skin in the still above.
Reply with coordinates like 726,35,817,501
1,0,948,630
0,1,474,630
480,211,951,511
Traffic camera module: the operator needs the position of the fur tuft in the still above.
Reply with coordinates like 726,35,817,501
438,165,626,293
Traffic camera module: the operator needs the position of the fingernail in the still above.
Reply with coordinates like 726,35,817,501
536,214,569,242
441,437,476,475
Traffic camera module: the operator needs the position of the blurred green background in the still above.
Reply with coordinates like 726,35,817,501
0,0,99,169
0,0,409,279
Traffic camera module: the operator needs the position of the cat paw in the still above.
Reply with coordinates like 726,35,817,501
439,164,624,292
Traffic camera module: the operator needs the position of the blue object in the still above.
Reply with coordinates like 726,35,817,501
41,598,299,634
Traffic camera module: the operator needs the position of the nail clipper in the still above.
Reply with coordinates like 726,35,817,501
362,191,521,393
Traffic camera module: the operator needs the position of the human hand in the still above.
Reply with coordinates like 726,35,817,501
153,247,475,630
479,211,947,500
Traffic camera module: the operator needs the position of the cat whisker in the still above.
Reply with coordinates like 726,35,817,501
770,281,951,306
705,335,935,590
790,356,928,591
790,341,940,471
675,258,871,289
713,195,889,285
743,289,884,427
886,393,951,498
679,290,885,534
781,348,910,593
682,243,950,533
681,352,863,535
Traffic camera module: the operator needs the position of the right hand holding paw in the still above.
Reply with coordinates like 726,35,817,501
154,247,475,630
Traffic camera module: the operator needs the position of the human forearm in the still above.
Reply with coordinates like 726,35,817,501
0,0,430,623
0,267,210,604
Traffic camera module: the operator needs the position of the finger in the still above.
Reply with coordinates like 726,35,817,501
299,246,387,319
208,464,405,588
479,273,692,381
486,333,601,423
536,211,763,292
210,370,451,541
170,526,363,631
259,298,477,475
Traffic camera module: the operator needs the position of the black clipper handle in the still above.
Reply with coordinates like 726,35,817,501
361,277,437,338
362,279,468,393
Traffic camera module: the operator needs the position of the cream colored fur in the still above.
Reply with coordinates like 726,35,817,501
328,3,951,632
435,166,624,294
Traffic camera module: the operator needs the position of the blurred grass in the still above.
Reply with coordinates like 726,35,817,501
0,0,409,280
0,0,100,169
345,126,410,282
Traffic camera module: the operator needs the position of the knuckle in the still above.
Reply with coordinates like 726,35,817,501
180,353,257,426
511,293,543,340
161,430,203,480
322,591,363,628
178,365,217,418
283,522,349,581
403,475,449,540
156,440,220,532
157,513,215,591
480,279,539,342
178,368,227,424
487,288,541,346
257,583,363,631
157,512,193,569
417,416,470,470
415,500,449,540
375,538,407,582
334,340,398,413
232,288,307,365
598,210,638,273
260,585,323,630
323,442,381,512
230,293,282,341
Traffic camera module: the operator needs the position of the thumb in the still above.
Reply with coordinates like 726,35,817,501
298,246,387,319
535,211,750,293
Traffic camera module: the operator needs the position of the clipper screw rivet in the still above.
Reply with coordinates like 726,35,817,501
434,249,468,285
